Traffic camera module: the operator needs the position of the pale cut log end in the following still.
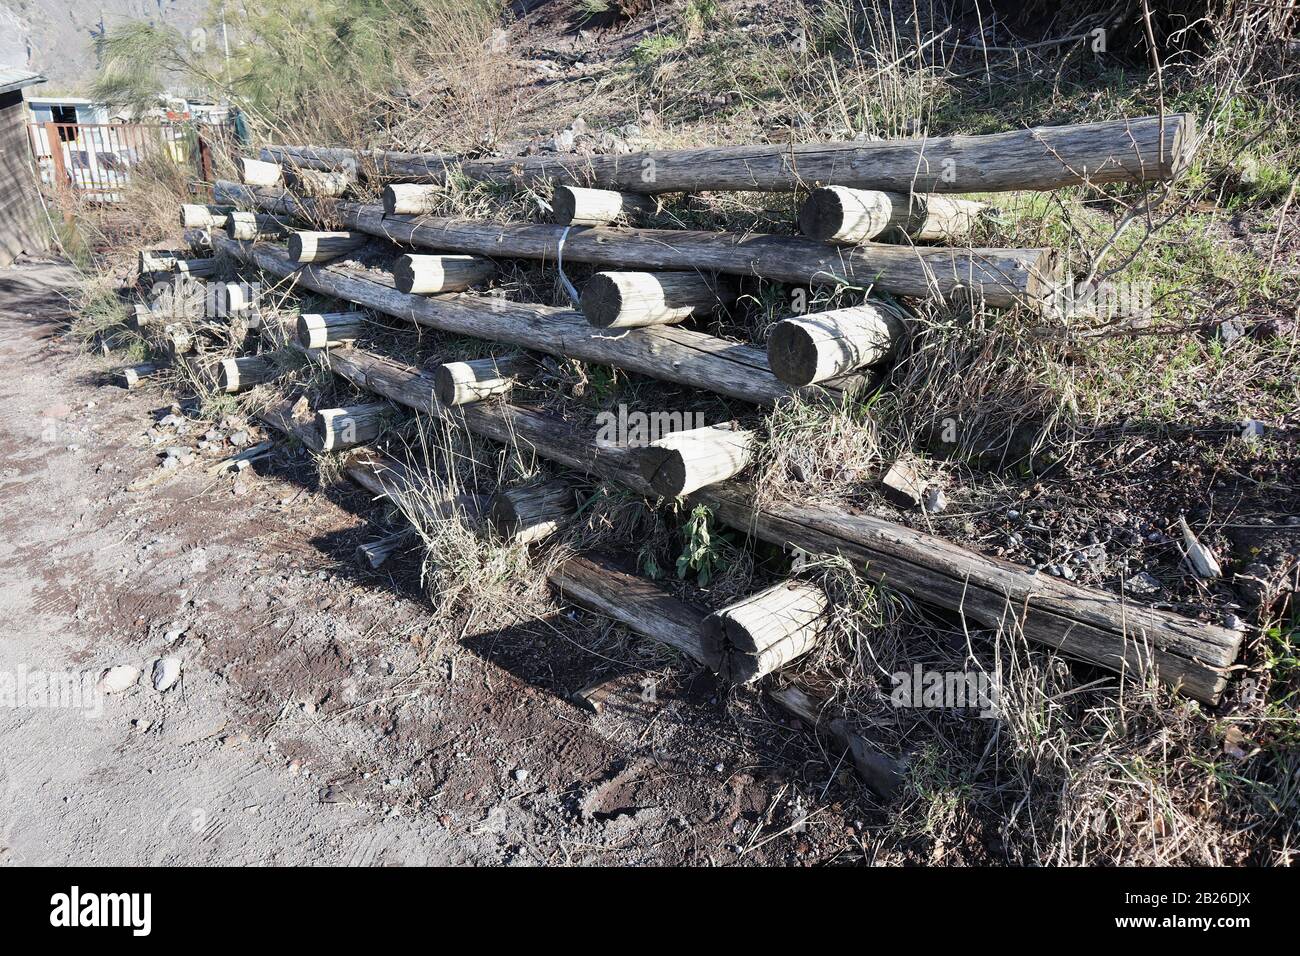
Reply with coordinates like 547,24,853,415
240,157,283,187
639,424,757,497
489,480,576,544
383,183,443,216
767,302,907,387
710,580,828,684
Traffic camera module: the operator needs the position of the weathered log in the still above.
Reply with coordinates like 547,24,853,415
293,168,352,197
317,402,389,451
383,183,443,215
227,212,289,241
549,554,899,796
240,157,283,187
174,258,219,277
706,580,828,684
552,186,657,226
296,310,366,349
217,355,278,393
581,271,734,329
262,114,1196,194
637,424,757,497
139,250,178,273
180,204,232,229
798,187,985,243
434,355,526,406
214,182,1057,308
551,554,723,670
356,529,415,569
393,254,495,294
183,228,212,251
767,684,902,798
114,362,162,390
213,232,852,405
287,231,368,264
767,302,908,386
489,479,576,544
309,345,1241,704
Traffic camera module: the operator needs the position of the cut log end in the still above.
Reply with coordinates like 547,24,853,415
489,480,576,544
767,302,907,387
383,183,443,216
393,254,495,294
552,185,657,226
295,311,365,350
639,424,756,498
708,580,828,684
433,356,521,407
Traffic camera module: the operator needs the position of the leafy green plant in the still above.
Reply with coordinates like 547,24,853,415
676,504,727,585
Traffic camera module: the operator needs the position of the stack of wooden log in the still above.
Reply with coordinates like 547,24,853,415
104,113,1239,795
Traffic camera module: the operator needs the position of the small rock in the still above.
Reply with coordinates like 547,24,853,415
152,657,182,693
229,430,251,448
513,767,528,783
98,665,140,694
1240,420,1265,442
922,485,947,514
164,626,186,643
1126,571,1161,595
881,456,927,508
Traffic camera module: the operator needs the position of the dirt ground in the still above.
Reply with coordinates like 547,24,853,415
0,258,873,867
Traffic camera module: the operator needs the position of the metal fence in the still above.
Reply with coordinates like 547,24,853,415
27,121,229,204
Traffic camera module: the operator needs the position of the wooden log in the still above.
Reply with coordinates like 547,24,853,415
316,402,389,451
180,204,232,229
434,355,526,406
293,168,352,197
131,303,157,329
767,302,908,386
309,345,1241,704
798,187,985,243
549,554,900,796
261,114,1196,194
489,479,576,544
706,580,828,684
383,183,443,215
114,362,162,390
217,355,278,393
637,424,756,497
296,310,366,349
288,231,368,264
214,281,255,315
227,212,289,241
356,529,415,569
139,250,178,273
552,186,656,226
551,554,723,670
183,227,212,251
174,258,218,277
393,254,495,294
214,182,1058,308
581,271,734,329
767,684,902,798
213,232,843,405
240,157,283,187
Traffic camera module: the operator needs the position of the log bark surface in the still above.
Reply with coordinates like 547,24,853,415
288,231,368,264
581,271,732,329
798,187,985,243
394,254,495,294
214,182,1059,308
317,402,388,451
767,302,908,386
434,355,526,406
296,311,365,349
553,186,657,226
262,115,1195,194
